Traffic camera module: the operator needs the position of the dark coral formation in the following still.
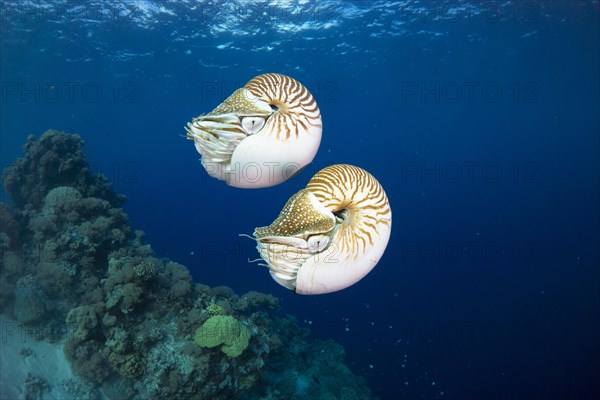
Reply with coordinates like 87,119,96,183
0,130,376,400
3,132,125,210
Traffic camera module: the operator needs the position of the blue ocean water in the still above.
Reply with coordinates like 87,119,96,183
1,1,599,399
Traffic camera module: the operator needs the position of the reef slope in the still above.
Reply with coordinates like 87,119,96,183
0,130,376,400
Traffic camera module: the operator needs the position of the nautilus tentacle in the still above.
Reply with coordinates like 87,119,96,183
185,73,322,188
253,164,392,295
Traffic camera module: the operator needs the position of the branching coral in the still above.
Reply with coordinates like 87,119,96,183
66,303,104,340
103,255,162,314
237,291,280,313
133,259,159,281
205,302,225,316
63,338,111,385
105,282,143,314
23,373,50,400
163,261,192,300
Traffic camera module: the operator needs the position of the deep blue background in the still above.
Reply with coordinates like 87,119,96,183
1,1,599,399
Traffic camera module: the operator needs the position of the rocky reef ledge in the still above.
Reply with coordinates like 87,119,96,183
0,130,376,400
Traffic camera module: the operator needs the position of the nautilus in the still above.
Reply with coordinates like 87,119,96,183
185,73,322,188
251,164,392,294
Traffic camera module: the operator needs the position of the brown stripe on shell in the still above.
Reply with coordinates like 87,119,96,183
306,164,391,259
245,73,321,140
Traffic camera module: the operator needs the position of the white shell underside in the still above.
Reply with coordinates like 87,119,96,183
295,223,392,294
228,124,321,188
188,115,321,189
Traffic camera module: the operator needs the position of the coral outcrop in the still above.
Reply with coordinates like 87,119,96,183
13,275,47,323
0,130,377,399
194,315,251,358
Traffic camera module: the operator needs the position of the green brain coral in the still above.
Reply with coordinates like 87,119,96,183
194,315,251,358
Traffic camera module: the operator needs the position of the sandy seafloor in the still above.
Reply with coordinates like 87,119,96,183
1,314,78,400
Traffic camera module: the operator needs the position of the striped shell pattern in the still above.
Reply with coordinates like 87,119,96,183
186,73,322,188
254,164,392,295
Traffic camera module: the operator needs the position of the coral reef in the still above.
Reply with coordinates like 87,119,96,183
13,275,47,324
2,131,125,210
0,130,377,399
194,315,251,357
23,373,50,400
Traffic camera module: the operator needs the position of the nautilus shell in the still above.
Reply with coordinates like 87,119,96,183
185,73,322,188
252,164,392,295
